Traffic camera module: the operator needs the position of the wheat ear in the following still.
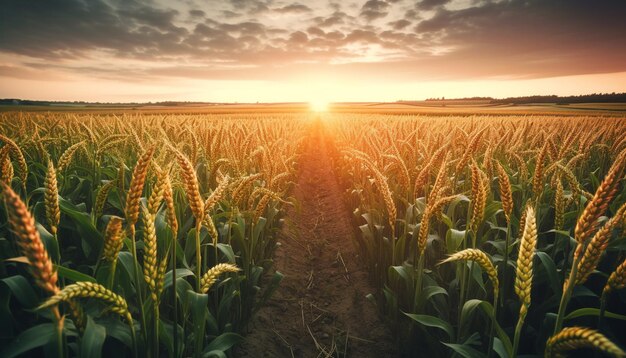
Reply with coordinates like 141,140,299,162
148,168,167,215
93,181,116,221
38,281,131,323
174,150,204,221
0,134,28,187
44,161,60,236
545,327,626,358
124,146,156,229
102,216,124,262
604,258,626,295
532,143,548,195
554,178,565,231
574,202,626,286
57,141,86,171
515,205,537,315
204,175,230,213
470,163,487,235
199,263,240,294
496,162,513,224
0,146,14,183
441,249,499,298
142,207,159,300
1,182,59,295
575,152,625,245
162,172,178,238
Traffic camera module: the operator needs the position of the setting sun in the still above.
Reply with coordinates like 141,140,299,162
309,99,330,112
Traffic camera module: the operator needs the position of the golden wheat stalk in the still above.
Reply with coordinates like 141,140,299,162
0,134,28,186
162,172,178,238
124,146,156,229
496,162,513,224
38,281,132,323
413,161,432,197
554,178,565,231
204,175,230,213
57,140,86,171
102,216,124,262
148,168,167,215
231,173,263,205
441,249,499,298
555,163,585,201
93,181,116,221
515,205,537,316
1,182,59,295
509,152,529,182
142,207,159,297
0,146,13,184
426,152,450,202
67,299,86,334
566,153,586,170
203,214,220,244
44,161,60,236
545,327,626,358
532,143,548,196
174,150,204,221
154,259,167,304
469,163,487,235
430,194,459,220
270,171,292,190
575,152,625,244
199,263,239,294
455,129,485,173
483,145,494,178
368,163,396,236
604,258,626,295
574,202,626,285
117,160,126,194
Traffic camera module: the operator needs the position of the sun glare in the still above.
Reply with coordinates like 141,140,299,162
309,99,329,112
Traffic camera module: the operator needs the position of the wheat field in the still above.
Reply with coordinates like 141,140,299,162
1,111,626,357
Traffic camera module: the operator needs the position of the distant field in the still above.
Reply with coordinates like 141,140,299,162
2,101,626,116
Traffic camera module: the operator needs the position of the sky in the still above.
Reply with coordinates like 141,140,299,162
0,0,625,103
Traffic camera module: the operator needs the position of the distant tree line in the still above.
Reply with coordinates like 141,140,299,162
422,96,493,101
401,92,626,104
489,92,626,104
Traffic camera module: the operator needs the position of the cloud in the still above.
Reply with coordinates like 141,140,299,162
221,10,242,18
189,9,205,17
274,3,313,13
415,0,450,10
388,19,411,30
0,0,625,87
0,0,187,59
315,11,352,27
360,0,390,20
413,0,626,78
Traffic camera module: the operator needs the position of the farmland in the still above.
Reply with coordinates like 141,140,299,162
1,108,626,358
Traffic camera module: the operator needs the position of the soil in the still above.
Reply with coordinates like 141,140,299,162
235,121,397,357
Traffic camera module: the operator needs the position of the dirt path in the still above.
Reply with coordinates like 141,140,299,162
236,121,396,357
